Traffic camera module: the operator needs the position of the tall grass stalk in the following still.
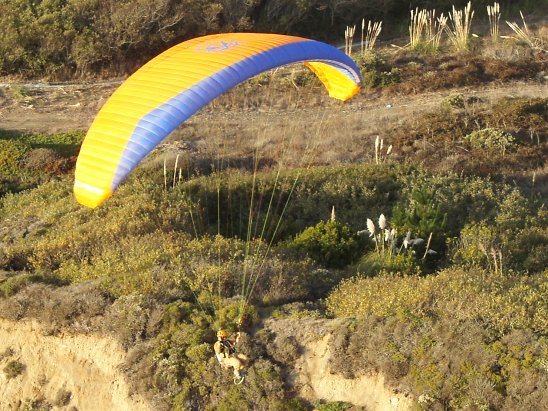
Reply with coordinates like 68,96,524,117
361,19,365,54
479,243,504,275
422,232,433,259
345,25,356,55
504,11,542,49
446,1,475,52
409,8,446,51
361,19,382,54
365,214,400,257
431,12,448,50
409,8,428,49
374,136,392,164
487,2,501,42
163,158,167,190
172,154,179,188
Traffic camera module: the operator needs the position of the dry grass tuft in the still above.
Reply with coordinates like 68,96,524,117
487,2,501,42
504,11,546,51
345,25,356,55
409,8,447,52
446,1,475,52
409,8,428,49
361,19,382,54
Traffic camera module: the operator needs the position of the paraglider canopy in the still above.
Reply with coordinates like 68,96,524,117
74,33,363,208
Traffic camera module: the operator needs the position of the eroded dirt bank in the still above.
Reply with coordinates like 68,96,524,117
266,318,413,410
0,318,151,411
0,317,413,410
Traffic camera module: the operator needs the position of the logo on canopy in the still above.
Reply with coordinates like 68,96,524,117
196,40,240,53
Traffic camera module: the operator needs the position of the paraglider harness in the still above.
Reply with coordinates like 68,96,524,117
219,338,237,357
215,322,245,384
215,336,245,384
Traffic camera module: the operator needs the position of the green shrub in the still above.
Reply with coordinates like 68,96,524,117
0,139,30,175
441,93,465,109
285,220,363,268
56,231,186,297
449,189,547,273
327,269,546,409
509,226,548,273
4,360,25,379
316,401,351,411
0,175,329,301
392,187,447,258
327,268,547,335
451,222,498,269
357,50,387,70
181,162,403,240
362,67,401,88
396,171,513,238
464,128,516,154
12,85,30,100
0,272,65,298
145,315,292,411
13,130,85,156
355,251,420,276
0,131,83,195
393,187,447,236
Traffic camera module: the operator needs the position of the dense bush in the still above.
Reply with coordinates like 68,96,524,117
0,177,327,305
362,67,401,89
2,158,543,298
0,0,226,78
3,130,85,156
464,128,516,154
119,298,302,410
1,0,541,78
0,121,545,410
0,130,82,195
0,139,30,175
284,220,364,268
450,188,547,273
327,268,547,409
179,163,403,239
327,268,546,335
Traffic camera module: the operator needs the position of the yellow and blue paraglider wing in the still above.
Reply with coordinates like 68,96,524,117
74,33,362,208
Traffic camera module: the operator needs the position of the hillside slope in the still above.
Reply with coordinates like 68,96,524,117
265,318,413,410
0,317,413,410
0,318,150,411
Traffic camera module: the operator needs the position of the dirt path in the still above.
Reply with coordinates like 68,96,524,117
0,79,545,135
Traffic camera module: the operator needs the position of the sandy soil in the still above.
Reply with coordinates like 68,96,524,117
0,79,545,136
266,318,413,410
0,318,151,411
0,315,411,411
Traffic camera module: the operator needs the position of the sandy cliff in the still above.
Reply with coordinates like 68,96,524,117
0,317,413,410
0,318,150,411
